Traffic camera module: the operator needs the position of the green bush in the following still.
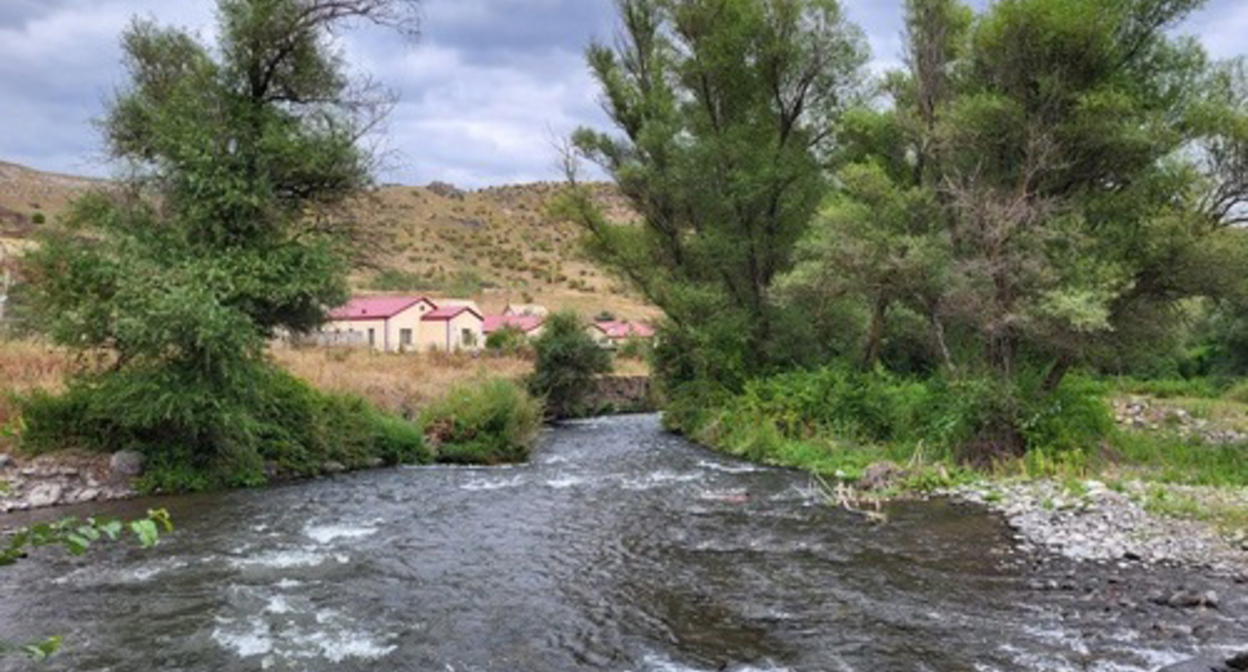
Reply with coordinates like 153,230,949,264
485,325,532,356
667,367,1114,470
420,379,543,464
528,311,612,418
30,212,46,225
1223,380,1248,404
19,363,430,492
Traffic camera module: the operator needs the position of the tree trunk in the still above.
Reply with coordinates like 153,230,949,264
1041,354,1073,393
928,309,956,375
860,296,888,370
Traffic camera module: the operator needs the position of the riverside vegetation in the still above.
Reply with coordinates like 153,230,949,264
560,0,1247,533
0,0,551,493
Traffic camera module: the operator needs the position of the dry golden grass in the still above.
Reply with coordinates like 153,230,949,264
2,159,658,321
0,340,74,445
272,346,534,415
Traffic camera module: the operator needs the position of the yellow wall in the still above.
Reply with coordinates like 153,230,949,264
419,311,484,351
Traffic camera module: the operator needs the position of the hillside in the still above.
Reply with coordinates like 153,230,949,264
0,161,656,320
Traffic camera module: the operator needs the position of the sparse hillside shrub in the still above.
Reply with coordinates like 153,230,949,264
529,311,612,418
30,212,45,225
421,379,542,464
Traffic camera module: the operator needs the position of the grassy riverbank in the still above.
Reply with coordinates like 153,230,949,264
665,367,1248,528
0,341,548,492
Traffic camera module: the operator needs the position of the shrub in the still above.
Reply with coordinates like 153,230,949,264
30,212,46,225
528,311,612,418
485,325,531,356
1223,380,1248,404
666,367,1114,471
420,379,543,464
19,363,429,492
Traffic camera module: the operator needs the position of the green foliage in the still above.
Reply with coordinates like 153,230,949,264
484,325,532,356
669,367,1114,469
19,365,429,492
615,336,650,361
528,311,612,418
420,379,543,464
30,212,45,225
564,0,869,386
17,0,418,489
1225,380,1248,404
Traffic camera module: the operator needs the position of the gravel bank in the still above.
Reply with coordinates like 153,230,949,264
948,479,1248,578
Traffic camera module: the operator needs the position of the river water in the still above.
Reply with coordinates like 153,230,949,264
1,414,1243,672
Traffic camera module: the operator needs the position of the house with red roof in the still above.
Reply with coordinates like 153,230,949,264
323,296,436,352
587,320,656,348
419,304,485,351
482,314,545,339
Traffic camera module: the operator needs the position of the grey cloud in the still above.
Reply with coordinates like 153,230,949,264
0,0,1245,187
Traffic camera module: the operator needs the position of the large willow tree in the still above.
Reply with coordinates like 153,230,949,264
22,0,419,485
782,0,1248,455
562,0,868,388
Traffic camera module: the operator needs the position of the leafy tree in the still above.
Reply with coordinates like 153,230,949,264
561,0,868,388
783,0,1248,457
528,311,612,418
19,0,419,486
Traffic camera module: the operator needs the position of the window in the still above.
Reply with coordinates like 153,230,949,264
400,328,412,347
461,328,477,347
368,328,375,346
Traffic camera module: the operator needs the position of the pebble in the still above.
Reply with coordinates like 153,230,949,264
946,479,1248,577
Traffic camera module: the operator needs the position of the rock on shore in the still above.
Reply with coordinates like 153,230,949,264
0,450,137,513
949,479,1248,577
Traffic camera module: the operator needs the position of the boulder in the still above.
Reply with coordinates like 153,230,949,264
0,453,12,468
321,461,347,475
27,482,64,508
110,450,145,479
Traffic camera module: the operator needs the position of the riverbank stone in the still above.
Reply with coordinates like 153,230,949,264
27,482,63,508
110,450,144,479
321,460,347,475
0,453,12,468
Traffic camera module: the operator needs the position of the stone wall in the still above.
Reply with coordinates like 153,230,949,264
585,376,657,415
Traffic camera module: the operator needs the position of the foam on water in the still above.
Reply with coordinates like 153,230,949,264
696,459,764,474
460,475,526,491
303,521,380,544
227,549,347,570
619,470,704,490
546,474,591,489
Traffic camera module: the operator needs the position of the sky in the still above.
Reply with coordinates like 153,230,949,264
1,0,1245,188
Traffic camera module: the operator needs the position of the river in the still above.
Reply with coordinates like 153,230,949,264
1,414,1243,671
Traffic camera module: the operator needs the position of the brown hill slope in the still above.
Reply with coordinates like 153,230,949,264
0,161,654,320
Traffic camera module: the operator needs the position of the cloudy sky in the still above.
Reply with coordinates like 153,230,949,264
1,0,1245,188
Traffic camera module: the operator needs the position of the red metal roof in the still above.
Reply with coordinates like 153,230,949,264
328,296,431,321
483,315,544,334
422,305,484,321
594,320,656,339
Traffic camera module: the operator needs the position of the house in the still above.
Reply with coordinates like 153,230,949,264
588,320,656,348
483,314,545,339
420,305,485,351
502,303,548,318
325,296,436,352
